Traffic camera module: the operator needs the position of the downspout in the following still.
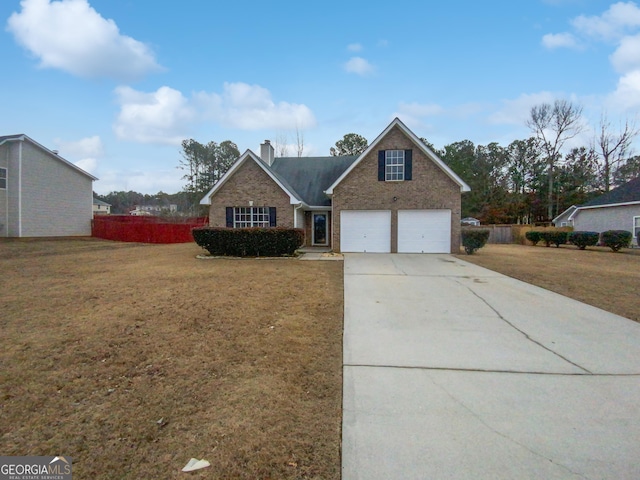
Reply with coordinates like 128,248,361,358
18,140,22,237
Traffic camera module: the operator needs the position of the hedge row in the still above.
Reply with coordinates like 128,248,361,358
526,229,633,252
192,227,305,257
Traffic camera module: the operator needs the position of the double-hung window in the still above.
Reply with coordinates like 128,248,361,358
378,149,412,182
385,150,405,181
234,206,270,228
0,167,6,189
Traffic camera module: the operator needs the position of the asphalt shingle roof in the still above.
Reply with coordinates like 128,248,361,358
269,156,358,206
581,176,640,207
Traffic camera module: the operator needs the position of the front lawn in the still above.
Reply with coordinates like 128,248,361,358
0,239,343,479
456,243,640,322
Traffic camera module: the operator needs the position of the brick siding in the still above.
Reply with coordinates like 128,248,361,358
332,125,462,253
208,159,294,228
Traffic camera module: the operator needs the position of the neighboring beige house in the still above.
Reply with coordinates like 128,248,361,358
93,198,111,215
0,134,97,237
200,118,470,253
553,176,640,245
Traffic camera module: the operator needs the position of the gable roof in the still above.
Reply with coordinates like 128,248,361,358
580,176,640,208
200,150,304,205
324,117,470,195
0,134,98,181
93,198,111,206
270,156,358,206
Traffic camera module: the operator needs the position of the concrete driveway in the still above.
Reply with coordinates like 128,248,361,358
342,254,640,480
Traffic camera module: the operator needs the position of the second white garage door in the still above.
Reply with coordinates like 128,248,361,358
398,209,451,253
340,210,391,253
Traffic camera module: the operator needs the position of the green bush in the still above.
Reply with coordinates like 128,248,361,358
568,231,599,250
539,230,568,247
192,227,305,257
461,228,490,255
525,231,542,246
601,230,632,252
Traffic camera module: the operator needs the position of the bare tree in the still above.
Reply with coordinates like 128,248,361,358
595,113,639,191
527,99,584,220
295,125,304,158
274,132,289,157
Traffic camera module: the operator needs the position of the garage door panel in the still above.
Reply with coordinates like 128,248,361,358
398,209,451,253
341,210,391,253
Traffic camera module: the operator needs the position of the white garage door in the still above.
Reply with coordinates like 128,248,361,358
341,210,391,253
398,209,451,253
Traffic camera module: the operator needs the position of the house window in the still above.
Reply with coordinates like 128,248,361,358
634,216,640,243
385,150,405,181
234,206,270,228
0,168,6,189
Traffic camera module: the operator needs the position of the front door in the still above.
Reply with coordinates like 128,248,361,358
312,213,328,246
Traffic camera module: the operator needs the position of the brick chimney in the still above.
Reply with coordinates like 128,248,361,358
260,140,274,166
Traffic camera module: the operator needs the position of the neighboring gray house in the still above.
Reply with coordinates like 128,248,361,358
553,176,640,245
0,134,97,237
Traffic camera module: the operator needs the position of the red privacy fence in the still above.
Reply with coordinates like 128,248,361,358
92,215,208,244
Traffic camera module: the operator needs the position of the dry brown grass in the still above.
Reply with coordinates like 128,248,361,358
456,243,640,322
0,238,343,479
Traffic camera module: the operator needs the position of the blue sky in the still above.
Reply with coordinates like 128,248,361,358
2,0,640,194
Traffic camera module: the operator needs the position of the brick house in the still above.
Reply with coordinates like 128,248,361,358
200,118,470,253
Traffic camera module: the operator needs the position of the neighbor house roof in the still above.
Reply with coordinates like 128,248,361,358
580,176,640,208
93,198,111,206
0,134,98,181
325,117,470,195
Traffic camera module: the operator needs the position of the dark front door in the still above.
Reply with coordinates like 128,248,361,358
312,213,328,246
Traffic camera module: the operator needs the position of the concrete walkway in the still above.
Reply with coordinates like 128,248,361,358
342,254,640,480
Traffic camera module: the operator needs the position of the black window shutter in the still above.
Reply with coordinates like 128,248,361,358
225,207,233,227
378,150,385,181
405,150,413,180
269,207,277,227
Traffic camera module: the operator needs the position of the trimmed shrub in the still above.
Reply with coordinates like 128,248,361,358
461,228,490,255
525,230,542,246
192,227,305,257
568,231,599,250
601,230,632,252
539,230,567,247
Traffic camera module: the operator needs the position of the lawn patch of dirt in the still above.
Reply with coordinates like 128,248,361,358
0,239,343,479
456,244,640,322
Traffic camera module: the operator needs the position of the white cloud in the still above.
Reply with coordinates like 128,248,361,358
347,43,362,52
6,0,162,81
541,32,580,49
610,33,640,73
194,82,316,130
488,92,556,125
344,57,375,76
74,158,98,174
397,102,444,117
572,1,640,41
114,86,195,145
607,70,640,109
113,82,316,144
94,169,183,195
55,135,104,157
